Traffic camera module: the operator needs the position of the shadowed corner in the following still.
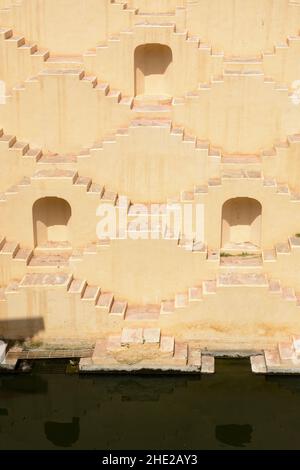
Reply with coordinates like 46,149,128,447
215,424,253,448
0,317,45,341
44,417,80,448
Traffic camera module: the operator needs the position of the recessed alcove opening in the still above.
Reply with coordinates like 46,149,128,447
32,197,72,248
221,197,262,251
134,43,173,99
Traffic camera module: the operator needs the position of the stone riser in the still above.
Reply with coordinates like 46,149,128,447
1,272,300,347
2,233,300,304
1,70,299,155
1,152,300,246
0,122,300,201
0,1,299,58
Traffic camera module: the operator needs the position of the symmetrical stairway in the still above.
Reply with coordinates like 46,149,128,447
251,336,300,374
80,327,215,373
0,1,300,367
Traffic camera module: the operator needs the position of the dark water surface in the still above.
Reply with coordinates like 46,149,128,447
0,358,300,450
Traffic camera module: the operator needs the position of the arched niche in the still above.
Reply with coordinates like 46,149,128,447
221,197,262,250
134,43,173,97
32,197,72,247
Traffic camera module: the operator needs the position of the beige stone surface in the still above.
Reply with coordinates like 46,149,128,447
250,355,267,374
0,1,300,360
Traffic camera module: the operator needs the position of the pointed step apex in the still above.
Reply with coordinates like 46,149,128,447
125,305,160,321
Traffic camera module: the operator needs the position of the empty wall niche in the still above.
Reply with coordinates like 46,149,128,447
221,197,262,251
33,197,72,247
134,43,173,98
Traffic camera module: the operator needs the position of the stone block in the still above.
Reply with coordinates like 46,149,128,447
201,355,215,374
0,341,7,363
143,328,161,349
160,336,175,358
121,328,143,346
293,336,300,358
265,349,282,371
106,336,121,353
278,342,295,361
250,355,267,374
173,342,188,366
188,348,202,368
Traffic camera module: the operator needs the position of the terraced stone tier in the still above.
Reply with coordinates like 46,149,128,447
79,327,214,374
251,336,300,374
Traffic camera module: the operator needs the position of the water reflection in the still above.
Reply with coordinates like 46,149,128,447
0,359,300,449
0,374,48,394
215,424,253,448
44,418,80,448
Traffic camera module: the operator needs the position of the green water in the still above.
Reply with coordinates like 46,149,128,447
0,358,300,450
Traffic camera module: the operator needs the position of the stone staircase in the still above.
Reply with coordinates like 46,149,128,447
0,236,33,265
3,231,300,305
0,169,119,204
1,270,300,342
85,17,300,90
1,4,300,96
1,117,300,194
80,326,215,373
0,27,49,61
3,270,298,319
263,237,300,262
27,68,134,108
0,128,42,161
179,175,300,204
251,336,300,374
2,120,300,198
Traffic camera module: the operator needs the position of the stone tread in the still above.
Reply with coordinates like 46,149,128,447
84,328,212,373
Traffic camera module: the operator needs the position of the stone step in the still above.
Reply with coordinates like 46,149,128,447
218,272,268,287
14,247,33,263
187,347,202,368
20,272,72,288
221,169,262,179
32,169,78,183
201,355,215,374
188,286,203,302
28,253,70,267
82,285,101,303
260,334,300,374
159,336,175,358
250,355,267,374
110,300,128,318
180,177,300,205
125,305,160,320
220,253,263,268
202,280,217,295
268,279,300,305
88,325,208,373
0,240,19,257
96,292,114,311
0,166,122,205
173,342,188,366
134,94,173,106
68,279,87,296
34,241,72,253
